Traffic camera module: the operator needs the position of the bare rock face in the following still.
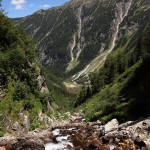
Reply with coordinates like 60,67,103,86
130,119,150,147
118,121,134,130
37,69,49,93
38,111,53,128
105,119,119,133
0,90,6,99
12,122,22,131
23,114,30,131
12,0,149,82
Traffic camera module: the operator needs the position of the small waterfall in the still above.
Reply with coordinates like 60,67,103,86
45,128,73,150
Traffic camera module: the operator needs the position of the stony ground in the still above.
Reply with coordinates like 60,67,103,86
0,113,150,150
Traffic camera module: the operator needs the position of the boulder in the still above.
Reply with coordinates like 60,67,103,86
23,114,30,131
118,121,134,130
12,122,21,131
0,147,6,150
10,138,45,150
121,118,150,145
105,119,119,133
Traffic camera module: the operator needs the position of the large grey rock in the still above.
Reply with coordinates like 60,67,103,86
118,121,134,130
105,119,119,133
12,122,21,131
38,111,53,128
37,69,49,93
108,118,150,146
131,119,150,146
24,114,30,131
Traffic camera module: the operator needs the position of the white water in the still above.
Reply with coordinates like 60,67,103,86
52,129,60,136
45,135,73,150
45,143,66,150
45,128,73,150
72,0,133,81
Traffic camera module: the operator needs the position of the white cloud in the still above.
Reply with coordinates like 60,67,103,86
42,4,50,8
11,0,26,10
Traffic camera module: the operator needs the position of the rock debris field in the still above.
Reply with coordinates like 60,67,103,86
0,113,150,150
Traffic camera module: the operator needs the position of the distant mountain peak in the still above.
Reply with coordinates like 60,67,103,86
64,0,91,6
34,9,46,15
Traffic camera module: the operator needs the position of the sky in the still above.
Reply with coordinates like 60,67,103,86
2,0,70,18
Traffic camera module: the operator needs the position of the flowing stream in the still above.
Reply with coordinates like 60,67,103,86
45,128,74,150
43,111,148,150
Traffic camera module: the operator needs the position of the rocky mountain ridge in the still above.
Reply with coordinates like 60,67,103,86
12,0,150,83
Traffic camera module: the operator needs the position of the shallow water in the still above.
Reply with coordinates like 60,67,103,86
45,128,73,150
45,142,65,150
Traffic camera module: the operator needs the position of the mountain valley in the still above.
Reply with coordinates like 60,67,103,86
12,0,149,82
0,0,150,149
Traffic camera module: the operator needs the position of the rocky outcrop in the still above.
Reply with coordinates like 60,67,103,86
1,113,150,149
0,138,45,150
46,114,150,150
23,114,30,131
11,112,30,133
104,118,119,133
0,90,6,99
38,111,53,128
0,128,52,150
37,69,49,93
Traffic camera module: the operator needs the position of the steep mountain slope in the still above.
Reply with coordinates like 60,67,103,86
12,0,150,83
0,12,68,135
9,0,150,123
75,25,150,123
